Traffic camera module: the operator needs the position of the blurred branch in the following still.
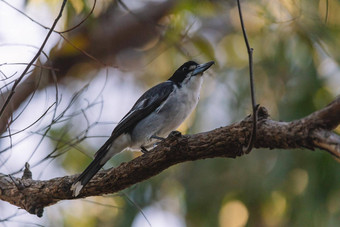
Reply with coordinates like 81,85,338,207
0,0,67,126
325,0,329,23
1,97,340,217
59,0,97,33
0,0,177,134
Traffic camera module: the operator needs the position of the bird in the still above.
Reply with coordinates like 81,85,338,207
71,60,214,196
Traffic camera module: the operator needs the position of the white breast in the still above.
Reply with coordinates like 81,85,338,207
130,76,204,149
156,76,203,135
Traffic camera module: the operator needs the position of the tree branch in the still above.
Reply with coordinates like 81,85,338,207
0,97,339,217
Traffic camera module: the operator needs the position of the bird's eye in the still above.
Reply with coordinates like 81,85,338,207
182,67,187,71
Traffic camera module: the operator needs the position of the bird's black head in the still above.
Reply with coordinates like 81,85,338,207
168,61,214,84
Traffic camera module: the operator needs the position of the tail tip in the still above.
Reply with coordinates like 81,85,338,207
71,181,83,197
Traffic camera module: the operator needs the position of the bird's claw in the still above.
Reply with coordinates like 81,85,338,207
141,146,149,154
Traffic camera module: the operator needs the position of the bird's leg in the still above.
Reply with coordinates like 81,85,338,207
141,146,149,154
150,135,165,141
141,135,165,154
149,135,166,147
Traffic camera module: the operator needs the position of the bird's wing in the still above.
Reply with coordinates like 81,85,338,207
94,81,175,157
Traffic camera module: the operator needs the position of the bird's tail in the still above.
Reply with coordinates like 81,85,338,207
71,138,115,197
71,159,105,197
71,157,105,197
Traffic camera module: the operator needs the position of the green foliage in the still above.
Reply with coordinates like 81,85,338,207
48,127,92,173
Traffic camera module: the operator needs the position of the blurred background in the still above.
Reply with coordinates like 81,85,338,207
0,0,340,226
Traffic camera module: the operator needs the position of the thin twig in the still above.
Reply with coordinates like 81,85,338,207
0,0,96,34
0,0,68,120
236,0,257,154
59,0,97,33
0,0,102,67
325,0,329,23
0,0,49,30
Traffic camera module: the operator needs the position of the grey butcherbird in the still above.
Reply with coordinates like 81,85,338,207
71,60,214,196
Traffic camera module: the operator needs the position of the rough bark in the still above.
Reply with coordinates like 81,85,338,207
1,97,339,217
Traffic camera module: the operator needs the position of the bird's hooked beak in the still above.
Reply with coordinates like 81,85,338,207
192,61,215,76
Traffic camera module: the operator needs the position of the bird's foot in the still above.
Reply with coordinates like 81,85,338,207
169,131,182,138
